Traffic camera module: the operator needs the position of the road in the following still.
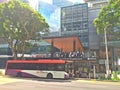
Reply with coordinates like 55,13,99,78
0,77,120,90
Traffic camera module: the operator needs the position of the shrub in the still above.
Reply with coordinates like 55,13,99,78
111,71,120,81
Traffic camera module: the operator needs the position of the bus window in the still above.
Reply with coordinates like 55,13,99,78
55,64,65,71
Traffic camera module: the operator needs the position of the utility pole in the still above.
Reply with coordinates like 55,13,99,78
104,25,110,78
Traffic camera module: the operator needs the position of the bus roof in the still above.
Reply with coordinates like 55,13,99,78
7,59,65,64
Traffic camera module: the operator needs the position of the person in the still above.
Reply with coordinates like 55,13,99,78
86,72,89,78
75,71,79,78
79,71,82,78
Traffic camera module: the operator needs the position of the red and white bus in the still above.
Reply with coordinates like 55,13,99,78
5,59,69,79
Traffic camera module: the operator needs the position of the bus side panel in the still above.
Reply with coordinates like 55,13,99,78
53,71,65,79
21,70,39,78
5,69,20,76
6,70,40,78
22,70,45,78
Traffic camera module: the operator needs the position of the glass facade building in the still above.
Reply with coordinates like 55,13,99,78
88,8,100,50
61,3,89,48
52,0,73,7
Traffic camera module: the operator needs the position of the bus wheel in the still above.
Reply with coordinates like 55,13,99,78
17,72,22,77
47,73,53,79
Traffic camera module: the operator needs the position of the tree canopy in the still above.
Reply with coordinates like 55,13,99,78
93,0,120,41
0,0,49,59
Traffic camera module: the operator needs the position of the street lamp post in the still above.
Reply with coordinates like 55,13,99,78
104,25,110,78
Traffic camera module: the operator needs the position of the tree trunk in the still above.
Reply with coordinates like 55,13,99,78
21,42,26,60
12,47,17,60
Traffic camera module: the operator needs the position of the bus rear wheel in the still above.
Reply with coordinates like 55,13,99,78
47,73,53,79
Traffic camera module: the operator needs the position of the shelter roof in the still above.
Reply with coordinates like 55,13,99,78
44,36,84,52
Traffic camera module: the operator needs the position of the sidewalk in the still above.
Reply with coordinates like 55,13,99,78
0,69,5,76
73,78,120,85
0,76,20,85
0,69,20,85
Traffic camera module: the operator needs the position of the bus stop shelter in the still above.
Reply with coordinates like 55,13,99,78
44,36,85,77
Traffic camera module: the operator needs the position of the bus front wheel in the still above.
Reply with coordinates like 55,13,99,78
47,73,53,79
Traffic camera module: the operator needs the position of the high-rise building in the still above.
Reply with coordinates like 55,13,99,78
84,0,107,2
52,0,73,7
88,0,108,50
60,0,108,50
61,3,89,48
88,8,100,50
37,0,75,32
84,0,108,8
37,1,58,32
51,0,74,33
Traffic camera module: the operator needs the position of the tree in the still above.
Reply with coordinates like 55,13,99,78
93,0,120,40
0,0,49,59
93,0,120,78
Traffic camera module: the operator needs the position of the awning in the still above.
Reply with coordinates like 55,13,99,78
44,36,84,52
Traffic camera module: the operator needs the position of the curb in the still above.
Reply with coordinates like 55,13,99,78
73,78,120,85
